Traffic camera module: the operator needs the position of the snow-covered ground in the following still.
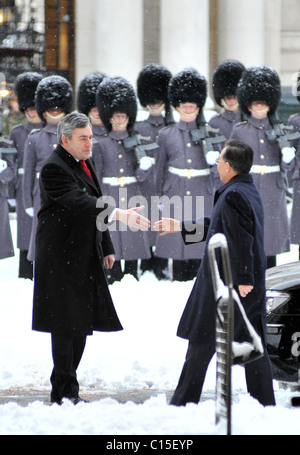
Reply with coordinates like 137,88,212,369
1,218,300,435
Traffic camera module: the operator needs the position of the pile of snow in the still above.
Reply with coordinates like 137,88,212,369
1,219,300,435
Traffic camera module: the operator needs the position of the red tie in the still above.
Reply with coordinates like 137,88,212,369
79,160,93,180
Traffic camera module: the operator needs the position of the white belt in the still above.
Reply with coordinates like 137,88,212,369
102,176,137,186
251,165,280,175
18,168,24,175
168,166,210,178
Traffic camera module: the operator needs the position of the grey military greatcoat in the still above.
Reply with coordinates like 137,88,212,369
10,121,43,251
154,119,215,260
0,152,14,259
287,113,300,244
92,130,150,261
134,114,165,246
23,124,58,261
209,109,244,139
231,116,290,256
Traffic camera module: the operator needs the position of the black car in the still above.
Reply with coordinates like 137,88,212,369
266,261,300,388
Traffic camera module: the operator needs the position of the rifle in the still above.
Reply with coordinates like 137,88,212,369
190,124,226,159
123,133,159,162
265,123,300,150
0,136,17,160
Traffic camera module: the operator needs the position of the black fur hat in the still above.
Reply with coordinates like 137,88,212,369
237,66,281,117
169,67,207,111
77,71,107,115
137,63,174,124
35,75,73,122
96,76,137,132
15,72,43,112
137,63,172,106
212,60,245,107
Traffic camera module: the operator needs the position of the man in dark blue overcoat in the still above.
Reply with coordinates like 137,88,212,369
154,138,276,407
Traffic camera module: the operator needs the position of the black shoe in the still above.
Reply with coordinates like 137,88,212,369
50,395,62,405
67,396,89,405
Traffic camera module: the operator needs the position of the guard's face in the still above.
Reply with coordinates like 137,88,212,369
110,112,129,131
176,102,199,122
221,96,239,112
148,102,165,116
62,125,93,161
43,108,66,125
89,107,103,126
248,101,270,119
25,107,41,124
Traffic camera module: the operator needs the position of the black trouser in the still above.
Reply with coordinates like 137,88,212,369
50,334,87,402
172,259,201,281
19,250,33,280
170,339,276,407
107,260,138,284
141,247,168,280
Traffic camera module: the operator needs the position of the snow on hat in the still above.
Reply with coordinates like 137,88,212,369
137,63,172,107
212,59,245,107
77,71,107,115
35,75,73,122
137,63,174,124
237,66,281,117
96,76,137,132
169,67,207,111
15,72,43,112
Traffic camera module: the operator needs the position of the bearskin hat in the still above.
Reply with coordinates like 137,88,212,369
169,67,207,111
137,63,174,124
212,60,245,107
15,72,43,112
77,71,107,115
35,75,73,122
237,66,281,117
96,76,137,132
137,63,172,107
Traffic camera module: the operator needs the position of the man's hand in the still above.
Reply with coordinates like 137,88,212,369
153,217,181,236
104,254,115,270
115,206,150,231
238,284,254,298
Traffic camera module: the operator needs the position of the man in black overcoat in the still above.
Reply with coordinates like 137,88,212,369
154,138,275,407
32,112,150,404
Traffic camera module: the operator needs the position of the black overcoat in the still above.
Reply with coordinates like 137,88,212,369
176,174,267,344
32,144,123,335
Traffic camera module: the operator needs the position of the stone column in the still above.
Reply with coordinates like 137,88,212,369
75,0,143,87
217,0,265,67
160,0,209,78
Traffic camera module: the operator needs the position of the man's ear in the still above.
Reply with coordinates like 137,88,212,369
61,134,69,148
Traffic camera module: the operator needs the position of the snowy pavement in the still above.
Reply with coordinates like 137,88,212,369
1,219,300,435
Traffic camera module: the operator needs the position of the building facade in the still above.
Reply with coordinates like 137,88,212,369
0,0,299,103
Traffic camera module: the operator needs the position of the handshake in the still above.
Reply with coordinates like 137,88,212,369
115,207,180,235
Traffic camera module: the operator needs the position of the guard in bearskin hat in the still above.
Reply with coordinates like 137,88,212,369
286,69,300,251
231,65,293,266
154,68,216,281
77,71,107,140
209,59,245,138
93,76,150,284
9,72,44,278
134,63,174,279
23,75,73,262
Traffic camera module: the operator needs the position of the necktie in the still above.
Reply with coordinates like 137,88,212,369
79,160,93,180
